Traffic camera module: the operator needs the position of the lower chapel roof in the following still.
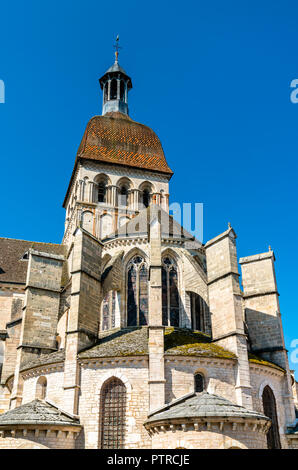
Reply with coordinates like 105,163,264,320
145,391,269,424
103,205,201,246
0,399,80,428
0,238,67,286
18,327,284,374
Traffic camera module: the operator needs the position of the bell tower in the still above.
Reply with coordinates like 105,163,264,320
99,36,132,116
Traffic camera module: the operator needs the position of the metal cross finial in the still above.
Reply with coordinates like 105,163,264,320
113,35,122,63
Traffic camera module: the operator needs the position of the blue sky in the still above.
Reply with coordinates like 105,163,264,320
0,0,297,375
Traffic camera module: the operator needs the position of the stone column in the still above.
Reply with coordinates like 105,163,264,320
148,208,165,412
205,226,253,410
87,181,95,203
108,79,111,101
117,78,120,100
79,179,84,201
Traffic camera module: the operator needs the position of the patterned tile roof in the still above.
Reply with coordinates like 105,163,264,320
0,238,67,286
76,112,173,175
145,391,269,423
0,399,80,427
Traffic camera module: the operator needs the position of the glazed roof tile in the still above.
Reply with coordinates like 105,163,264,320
76,112,173,175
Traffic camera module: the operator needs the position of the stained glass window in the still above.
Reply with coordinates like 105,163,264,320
262,386,281,449
162,257,180,327
127,256,148,326
100,378,126,449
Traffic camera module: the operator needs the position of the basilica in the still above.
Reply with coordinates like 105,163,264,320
0,50,297,449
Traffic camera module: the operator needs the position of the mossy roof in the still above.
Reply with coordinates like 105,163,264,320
78,327,236,360
248,352,285,372
20,349,65,372
164,328,236,359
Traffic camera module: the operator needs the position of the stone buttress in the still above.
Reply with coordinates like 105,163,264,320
205,227,253,410
240,250,296,422
10,249,64,408
148,209,165,412
63,227,102,415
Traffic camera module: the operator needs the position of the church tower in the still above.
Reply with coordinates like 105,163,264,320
62,43,173,247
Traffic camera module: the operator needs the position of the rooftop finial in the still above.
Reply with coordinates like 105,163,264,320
113,35,121,63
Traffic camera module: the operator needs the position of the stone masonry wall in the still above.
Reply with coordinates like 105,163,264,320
150,425,267,449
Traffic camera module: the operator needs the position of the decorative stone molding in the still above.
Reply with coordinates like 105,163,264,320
145,418,270,435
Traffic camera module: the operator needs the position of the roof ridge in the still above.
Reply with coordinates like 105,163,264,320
0,237,63,246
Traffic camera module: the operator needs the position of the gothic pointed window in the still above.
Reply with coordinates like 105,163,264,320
262,386,281,449
100,378,126,449
127,255,148,326
189,292,207,332
162,257,179,327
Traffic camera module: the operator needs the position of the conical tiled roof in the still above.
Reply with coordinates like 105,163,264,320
145,391,269,423
0,400,80,427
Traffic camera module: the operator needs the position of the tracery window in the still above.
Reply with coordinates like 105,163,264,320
262,386,281,449
102,291,117,331
189,292,207,332
162,257,179,327
194,373,205,393
127,255,148,326
100,378,126,449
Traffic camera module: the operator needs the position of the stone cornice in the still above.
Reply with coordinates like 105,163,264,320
239,251,275,264
21,362,64,378
145,417,270,435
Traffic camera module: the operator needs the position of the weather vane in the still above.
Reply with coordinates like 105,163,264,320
113,35,122,63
